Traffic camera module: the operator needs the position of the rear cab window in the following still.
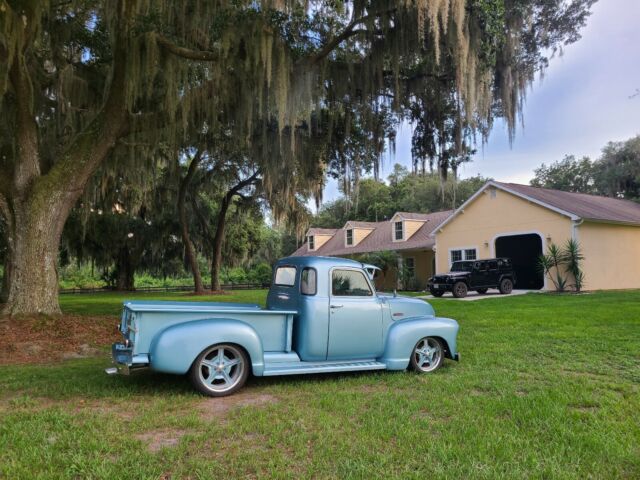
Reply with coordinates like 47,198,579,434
274,266,296,286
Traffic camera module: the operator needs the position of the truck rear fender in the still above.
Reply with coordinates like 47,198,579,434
381,316,459,370
149,318,264,376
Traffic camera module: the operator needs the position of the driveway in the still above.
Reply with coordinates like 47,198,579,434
417,289,537,302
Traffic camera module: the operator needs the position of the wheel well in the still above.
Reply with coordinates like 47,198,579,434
190,342,253,375
431,336,453,359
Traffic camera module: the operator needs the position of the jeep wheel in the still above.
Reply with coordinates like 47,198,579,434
429,287,444,297
476,288,488,294
410,337,445,373
189,344,249,397
452,281,468,298
499,278,513,295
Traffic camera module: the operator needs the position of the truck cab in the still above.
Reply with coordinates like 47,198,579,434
109,256,460,397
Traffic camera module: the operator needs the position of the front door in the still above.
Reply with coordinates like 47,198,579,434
327,268,384,360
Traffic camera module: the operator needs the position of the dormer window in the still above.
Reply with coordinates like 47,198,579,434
394,221,403,241
308,235,315,251
346,229,354,246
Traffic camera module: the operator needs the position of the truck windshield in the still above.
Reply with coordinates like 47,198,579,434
451,261,473,272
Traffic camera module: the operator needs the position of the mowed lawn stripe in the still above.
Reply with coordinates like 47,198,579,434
1,290,638,478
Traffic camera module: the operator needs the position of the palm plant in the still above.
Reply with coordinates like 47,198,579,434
562,239,585,292
537,240,585,292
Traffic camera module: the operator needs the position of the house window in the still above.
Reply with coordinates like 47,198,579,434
450,248,477,265
346,229,353,246
404,257,415,278
394,221,403,240
308,236,315,251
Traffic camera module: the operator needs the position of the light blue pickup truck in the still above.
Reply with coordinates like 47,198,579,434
107,256,459,396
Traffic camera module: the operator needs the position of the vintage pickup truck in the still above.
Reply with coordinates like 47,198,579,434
107,256,459,396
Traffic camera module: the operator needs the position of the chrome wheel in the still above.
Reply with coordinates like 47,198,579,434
196,344,246,394
412,337,444,373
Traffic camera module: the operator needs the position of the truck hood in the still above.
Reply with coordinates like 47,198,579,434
379,294,435,319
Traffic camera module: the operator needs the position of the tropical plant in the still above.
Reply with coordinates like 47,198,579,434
562,239,585,292
537,240,585,293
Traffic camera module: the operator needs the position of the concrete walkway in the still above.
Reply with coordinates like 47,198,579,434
416,289,537,302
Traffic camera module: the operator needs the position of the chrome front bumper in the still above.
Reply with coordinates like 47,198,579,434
105,343,149,375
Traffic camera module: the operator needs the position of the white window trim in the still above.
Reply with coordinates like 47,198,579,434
448,246,479,267
404,257,416,278
345,229,354,247
392,220,404,242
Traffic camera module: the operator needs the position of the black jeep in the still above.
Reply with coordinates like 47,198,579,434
427,258,516,298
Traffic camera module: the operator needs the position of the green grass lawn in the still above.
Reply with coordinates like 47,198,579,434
2,290,639,478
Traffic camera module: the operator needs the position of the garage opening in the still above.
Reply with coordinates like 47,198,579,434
495,234,544,289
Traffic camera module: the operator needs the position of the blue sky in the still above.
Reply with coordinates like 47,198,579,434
319,0,640,205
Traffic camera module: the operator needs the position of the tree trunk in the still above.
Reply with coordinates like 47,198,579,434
178,152,205,293
115,247,135,291
210,171,259,291
2,196,68,315
210,199,231,292
1,256,10,305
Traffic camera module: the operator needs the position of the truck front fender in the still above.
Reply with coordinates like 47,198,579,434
380,316,459,370
149,318,264,376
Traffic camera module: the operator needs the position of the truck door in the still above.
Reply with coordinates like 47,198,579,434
327,268,384,360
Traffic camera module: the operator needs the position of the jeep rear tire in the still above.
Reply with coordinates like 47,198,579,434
499,278,513,295
452,281,468,298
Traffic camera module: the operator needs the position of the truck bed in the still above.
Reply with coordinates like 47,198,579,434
122,300,297,355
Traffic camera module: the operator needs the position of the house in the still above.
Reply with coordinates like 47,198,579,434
292,180,640,292
431,181,640,291
291,211,454,290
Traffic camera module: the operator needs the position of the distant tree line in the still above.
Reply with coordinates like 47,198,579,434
310,164,489,228
530,135,640,200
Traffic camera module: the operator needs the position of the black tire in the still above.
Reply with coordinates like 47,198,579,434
189,343,249,397
410,337,445,373
499,278,513,295
452,281,468,298
476,288,488,294
429,287,444,297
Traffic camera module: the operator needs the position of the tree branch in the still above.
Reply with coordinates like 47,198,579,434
156,34,220,62
306,8,396,66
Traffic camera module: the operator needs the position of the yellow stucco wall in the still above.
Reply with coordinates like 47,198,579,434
345,227,374,247
311,234,332,251
578,222,640,290
434,188,574,290
403,220,425,240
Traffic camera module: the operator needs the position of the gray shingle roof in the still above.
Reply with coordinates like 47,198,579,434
292,210,454,257
495,182,640,225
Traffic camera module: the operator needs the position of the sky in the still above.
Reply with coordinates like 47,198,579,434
319,0,640,205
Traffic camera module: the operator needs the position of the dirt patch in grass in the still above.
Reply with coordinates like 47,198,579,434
136,428,190,453
197,392,279,421
0,314,120,365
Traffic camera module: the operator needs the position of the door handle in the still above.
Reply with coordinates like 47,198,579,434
330,304,344,309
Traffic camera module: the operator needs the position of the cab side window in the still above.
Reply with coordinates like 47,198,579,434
332,269,373,297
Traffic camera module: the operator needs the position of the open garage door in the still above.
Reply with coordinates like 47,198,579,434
495,234,544,290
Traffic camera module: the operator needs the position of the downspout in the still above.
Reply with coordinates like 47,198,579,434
572,219,584,241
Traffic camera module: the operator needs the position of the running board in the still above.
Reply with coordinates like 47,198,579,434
262,360,387,376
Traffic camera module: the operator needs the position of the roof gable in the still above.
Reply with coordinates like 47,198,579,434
432,181,640,234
